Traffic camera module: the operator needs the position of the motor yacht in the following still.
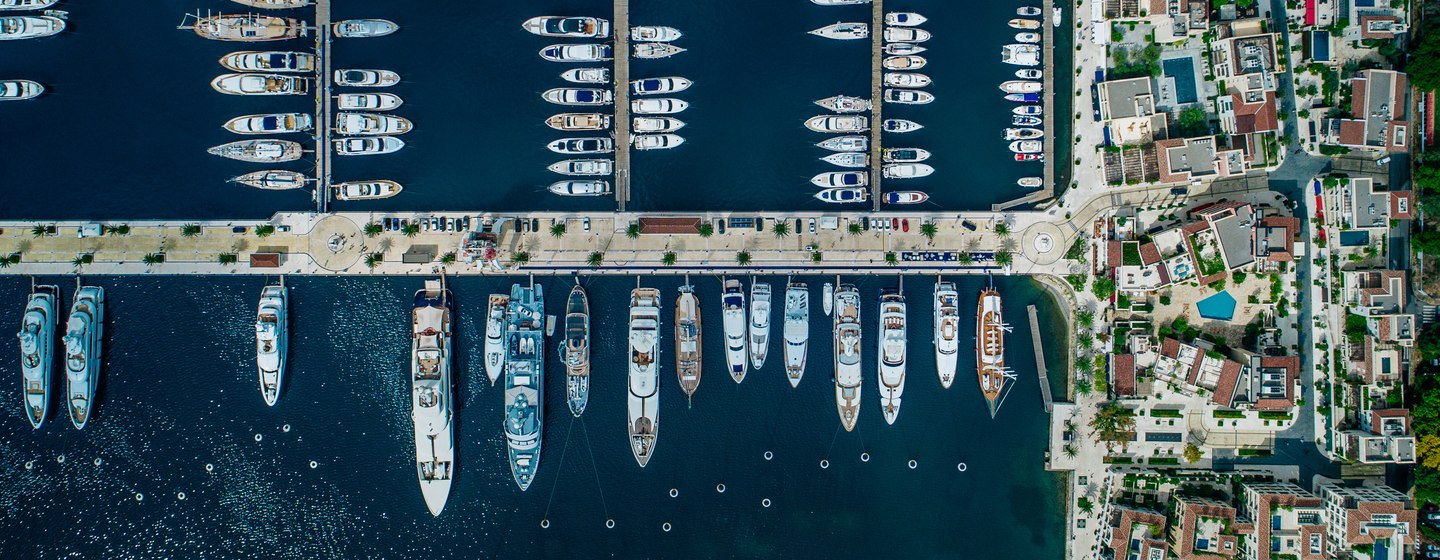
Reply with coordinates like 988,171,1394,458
811,171,867,188
809,22,868,40
882,163,934,179
561,67,610,84
0,79,42,100
822,283,834,316
882,55,926,70
336,112,413,135
631,25,681,42
630,76,692,95
1008,18,1040,29
832,284,861,431
1009,140,1042,153
1004,127,1043,140
211,73,310,95
675,285,702,402
192,14,302,41
483,295,507,386
884,43,926,55
540,44,613,62
811,0,871,4
232,170,309,190
815,188,869,204
634,43,685,59
0,0,57,10
17,283,57,429
64,282,103,430
631,98,688,114
209,139,303,163
883,72,930,88
563,284,590,417
748,282,771,370
548,159,613,176
1013,115,1042,126
632,133,685,150
805,115,868,133
883,27,930,42
224,112,312,134
1000,80,1041,93
933,280,959,388
628,288,661,467
633,117,685,133
334,69,400,87
1015,32,1040,43
333,180,402,201
220,51,314,73
884,89,934,104
1016,69,1042,79
1005,92,1041,103
547,137,613,154
877,289,906,425
522,16,610,38
882,119,922,133
883,191,929,204
333,136,404,156
545,113,611,131
815,95,871,113
548,180,612,196
882,147,930,162
817,135,868,152
337,92,403,111
333,19,397,38
231,0,310,8
504,283,545,491
1017,6,1042,16
1001,44,1040,66
1018,177,1043,188
782,282,808,388
821,152,868,168
885,12,926,26
1015,153,1044,162
1013,105,1043,116
256,278,287,406
721,279,748,383
542,88,613,106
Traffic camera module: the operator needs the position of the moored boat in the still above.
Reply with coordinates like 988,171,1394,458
631,25,681,42
334,136,405,156
220,51,315,73
631,98,688,114
209,139,303,163
805,115,868,133
504,283,545,490
1009,139,1042,153
1013,105,1043,116
675,285,702,402
546,112,611,131
721,279,748,383
333,180,402,201
884,89,934,104
333,19,397,38
634,43,685,59
64,282,104,430
522,16,610,39
882,147,930,163
1016,69,1042,79
633,117,685,133
1004,127,1043,140
231,0,310,8
815,188,869,204
882,55,926,70
483,294,507,386
255,278,287,406
0,0,57,10
628,288,661,467
883,27,930,42
548,159,613,176
542,87,613,106
540,44,613,62
1015,153,1044,162
211,73,310,95
884,72,930,88
547,137,613,154
1000,80,1041,94
336,112,413,135
1018,6,1042,16
885,12,926,26
812,171,867,188
810,22,868,40
1015,32,1040,43
977,277,1013,418
17,283,57,429
933,280,959,389
0,79,42,100
224,112,312,134
1002,44,1040,66
882,119,923,133
832,284,861,431
1013,115,1042,126
193,14,303,42
882,163,934,179
883,191,929,205
877,288,906,425
812,0,871,4
560,67,610,84
0,15,62,40
334,69,400,87
884,43,926,55
630,76,692,95
1005,92,1041,103
748,282,771,370
632,133,685,150
562,284,590,417
782,282,809,387
1008,18,1040,29
822,283,834,316
821,152,868,168
815,94,871,113
231,170,309,190
337,92,403,111
817,135,868,152
1018,177,1043,188
548,180,611,196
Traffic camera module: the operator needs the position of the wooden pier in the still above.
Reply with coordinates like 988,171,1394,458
613,0,632,211
868,0,885,211
1039,0,1056,204
1028,304,1053,413
315,0,333,212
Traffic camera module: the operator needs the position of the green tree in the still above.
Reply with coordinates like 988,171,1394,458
1078,497,1094,514
957,252,974,265
550,223,567,238
1092,276,1116,301
994,223,1010,238
1078,332,1094,350
587,251,604,268
218,253,238,265
30,225,45,238
181,224,203,237
511,251,531,265
403,223,420,237
255,224,276,238
1184,443,1203,464
736,251,751,265
848,222,863,236
1415,230,1440,255
440,252,457,265
1076,309,1095,329
1076,378,1093,395
143,253,166,265
364,222,383,237
1409,23,1440,92
772,221,790,238
662,252,677,266
885,252,898,266
626,224,640,239
1177,106,1210,137
1090,402,1137,452
920,222,937,241
364,253,384,268
698,223,714,237
811,251,823,262
995,250,1013,267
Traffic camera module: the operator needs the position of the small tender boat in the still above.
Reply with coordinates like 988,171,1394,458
231,0,310,8
1004,127,1043,140
0,0,57,10
632,133,685,150
882,163,934,179
630,76,692,95
548,159,613,176
882,148,930,162
17,283,58,429
627,288,662,467
812,171,867,188
1000,80,1041,93
1016,69,1042,79
208,139,303,162
333,135,405,156
0,79,42,100
815,95,871,113
933,280,960,388
561,67,610,84
547,137,613,154
1055,7,1063,25
675,285,702,401
192,14,299,42
1009,140,1042,153
1015,153,1043,162
631,98,688,114
483,294,508,385
542,88,613,106
563,284,591,417
884,27,930,43
1015,32,1040,43
545,112,611,131
1008,18,1040,30
806,115,868,133
884,43,926,55
883,55,926,70
885,12,926,26
817,135,868,152
333,19,398,38
884,89,934,104
812,0,871,4
232,170,309,190
1014,105,1043,116
1018,177,1043,188
884,72,930,88
333,180,402,201
224,112,312,134
1002,44,1040,66
876,288,906,425
334,69,400,87
1018,7,1042,16
633,117,685,133
634,43,685,59
882,119,923,133
220,51,315,73
748,282,772,370
211,73,310,95
821,152,868,168
782,283,809,387
549,180,612,196
631,25,681,42
337,92,403,111
1005,92,1041,103
822,283,834,316
1013,115,1042,126
883,191,929,204
522,16,610,39
540,44,613,62
336,112,413,135
810,22,868,40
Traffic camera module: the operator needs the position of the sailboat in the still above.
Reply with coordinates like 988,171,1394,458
675,285,702,402
833,284,862,431
877,288,906,425
483,294,507,385
933,280,960,389
748,281,772,370
562,284,590,417
410,278,454,516
977,277,1014,418
721,279,748,383
628,287,661,467
782,282,809,387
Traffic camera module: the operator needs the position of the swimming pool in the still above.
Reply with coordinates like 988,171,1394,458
1196,290,1237,321
1162,57,1199,105
1339,230,1370,247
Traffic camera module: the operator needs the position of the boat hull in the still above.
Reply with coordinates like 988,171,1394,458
256,283,287,406
675,287,702,400
17,288,56,429
721,280,747,383
564,286,590,417
64,286,103,430
628,288,661,467
782,284,809,388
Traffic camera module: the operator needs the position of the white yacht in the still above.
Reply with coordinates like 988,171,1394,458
815,95,871,113
811,171,867,188
627,288,661,467
0,79,42,100
632,133,685,150
1013,115,1042,126
208,139,303,163
547,137,613,154
522,16,610,39
884,72,931,88
822,283,834,316
224,113,312,135
1018,177,1043,188
1009,140,1042,153
211,73,311,95
882,119,923,133
884,89,934,104
542,88,613,106
1015,32,1040,43
334,69,400,87
332,180,402,201
809,22,868,40
546,113,610,131
883,27,930,42
884,43,926,55
1000,80,1042,93
337,92,402,111
814,188,869,204
504,283,545,491
1004,127,1043,140
821,152,868,168
548,180,612,196
560,67,609,84
192,14,303,42
630,76,692,95
255,278,287,406
748,282,771,370
631,25,681,42
333,136,405,156
811,0,870,4
882,55,926,70
548,159,613,176
877,289,906,425
0,15,64,40
1014,105,1043,116
933,280,959,389
1009,18,1041,29
563,285,590,417
882,147,930,162
631,98,688,114
231,0,311,9
817,135,868,152
540,44,613,62
721,279,748,383
0,0,58,10
882,163,934,179
333,19,396,38
675,285,702,402
805,115,868,133
336,113,413,135
410,278,454,516
17,284,57,429
1016,69,1043,79
633,117,685,133
1002,44,1040,66
634,43,685,59
231,170,309,190
832,284,861,431
885,12,927,26
483,294,507,385
782,282,809,388
219,51,315,73
64,282,103,430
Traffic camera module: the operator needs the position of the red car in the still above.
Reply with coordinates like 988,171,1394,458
901,219,909,232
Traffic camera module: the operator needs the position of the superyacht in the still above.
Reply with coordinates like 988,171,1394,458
255,277,287,406
814,95,871,113
410,278,454,516
219,51,315,73
977,277,1014,418
504,283,545,490
65,281,104,430
628,288,662,467
333,136,405,156
674,285,702,403
933,280,960,389
721,278,748,383
562,284,590,417
1,14,64,40
748,281,771,370
877,288,906,425
832,284,861,431
223,112,312,135
483,294,507,385
782,282,809,388
17,283,57,429
208,139,303,163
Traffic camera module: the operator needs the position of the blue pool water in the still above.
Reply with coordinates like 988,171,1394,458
1196,290,1237,321
1162,57,1198,105
1339,230,1370,246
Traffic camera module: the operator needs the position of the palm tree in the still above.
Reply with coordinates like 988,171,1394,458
1076,309,1095,329
1089,402,1137,453
69,256,85,267
1078,497,1094,514
587,251,604,267
772,221,790,238
626,224,640,239
995,222,1011,238
440,252,457,265
218,253,238,265
663,252,677,266
736,251,751,265
6,254,20,266
1077,332,1094,350
811,251,823,263
1063,443,1078,459
364,222,383,237
550,223,567,238
884,252,898,266
958,252,974,265
143,253,165,265
698,223,714,237
255,225,275,238
920,222,937,241
995,250,1013,267
511,251,531,265
31,225,45,238
848,222,863,236
181,224,203,237
364,252,383,269
403,223,420,237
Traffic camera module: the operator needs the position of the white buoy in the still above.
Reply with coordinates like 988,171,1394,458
761,498,772,508
606,519,615,529
669,488,678,498
716,483,726,493
540,519,550,529
177,492,186,501
763,451,773,461
56,454,65,464
820,459,829,469
908,459,918,469
860,452,870,463
135,493,144,502
662,522,672,532
254,434,263,442
309,460,318,469
94,458,102,466
25,460,33,470
957,463,968,472
282,424,291,433
205,463,214,473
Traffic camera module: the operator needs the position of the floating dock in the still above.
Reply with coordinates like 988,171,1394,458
315,0,333,212
869,0,885,210
614,0,633,211
1028,304,1053,413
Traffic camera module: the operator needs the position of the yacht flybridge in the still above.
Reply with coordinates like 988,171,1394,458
211,73,311,96
721,279,748,383
782,282,809,388
410,278,454,516
255,278,288,406
220,51,315,73
504,283,545,491
628,288,661,467
17,283,58,429
208,139,303,163
65,281,104,430
192,14,305,42
832,284,862,431
0,14,61,40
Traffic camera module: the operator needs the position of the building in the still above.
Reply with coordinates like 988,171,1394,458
1106,506,1169,560
1241,481,1328,560
1253,214,1300,272
1338,177,1414,233
1321,70,1410,153
1189,200,1258,273
1170,495,1249,559
1098,77,1168,145
1155,137,1247,185
1342,408,1417,464
1153,338,1247,407
1236,356,1301,411
1315,481,1416,559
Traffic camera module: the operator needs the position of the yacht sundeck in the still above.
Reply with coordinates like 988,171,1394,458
811,171,867,188
634,43,685,59
632,133,685,150
815,95,871,113
336,112,413,135
540,44,613,62
809,22,868,40
805,115,868,133
832,284,861,430
782,282,809,387
64,282,104,430
881,163,934,179
547,137,614,154
877,289,906,425
563,284,590,417
333,19,397,38
817,135,868,151
545,113,611,131
815,188,869,204
220,51,315,73
193,14,302,41
522,16,610,39
483,294,507,386
334,69,400,87
208,139,303,162
560,67,610,84
548,180,612,196
631,98,688,114
504,284,545,490
333,180,402,200
631,25,681,42
633,117,685,133
748,282,772,370
224,112,312,134
542,88,613,106
627,288,662,467
232,170,309,190
884,89,934,104
336,92,403,111
721,279,748,383
630,76,692,95
210,73,311,95
548,159,613,176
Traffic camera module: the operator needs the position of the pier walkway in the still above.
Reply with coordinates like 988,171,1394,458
614,0,632,211
868,0,884,211
1028,304,1053,413
315,0,333,212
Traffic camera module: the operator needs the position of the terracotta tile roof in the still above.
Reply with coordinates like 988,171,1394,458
1211,360,1244,406
1360,15,1401,39
1174,498,1241,560
1338,120,1367,146
1139,243,1162,265
1345,501,1417,546
1234,92,1279,134
1391,191,1415,220
1109,508,1169,560
1107,241,1123,269
1161,337,1180,359
1113,354,1137,397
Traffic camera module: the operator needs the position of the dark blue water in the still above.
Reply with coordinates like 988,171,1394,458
0,275,1064,558
0,1,1051,218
